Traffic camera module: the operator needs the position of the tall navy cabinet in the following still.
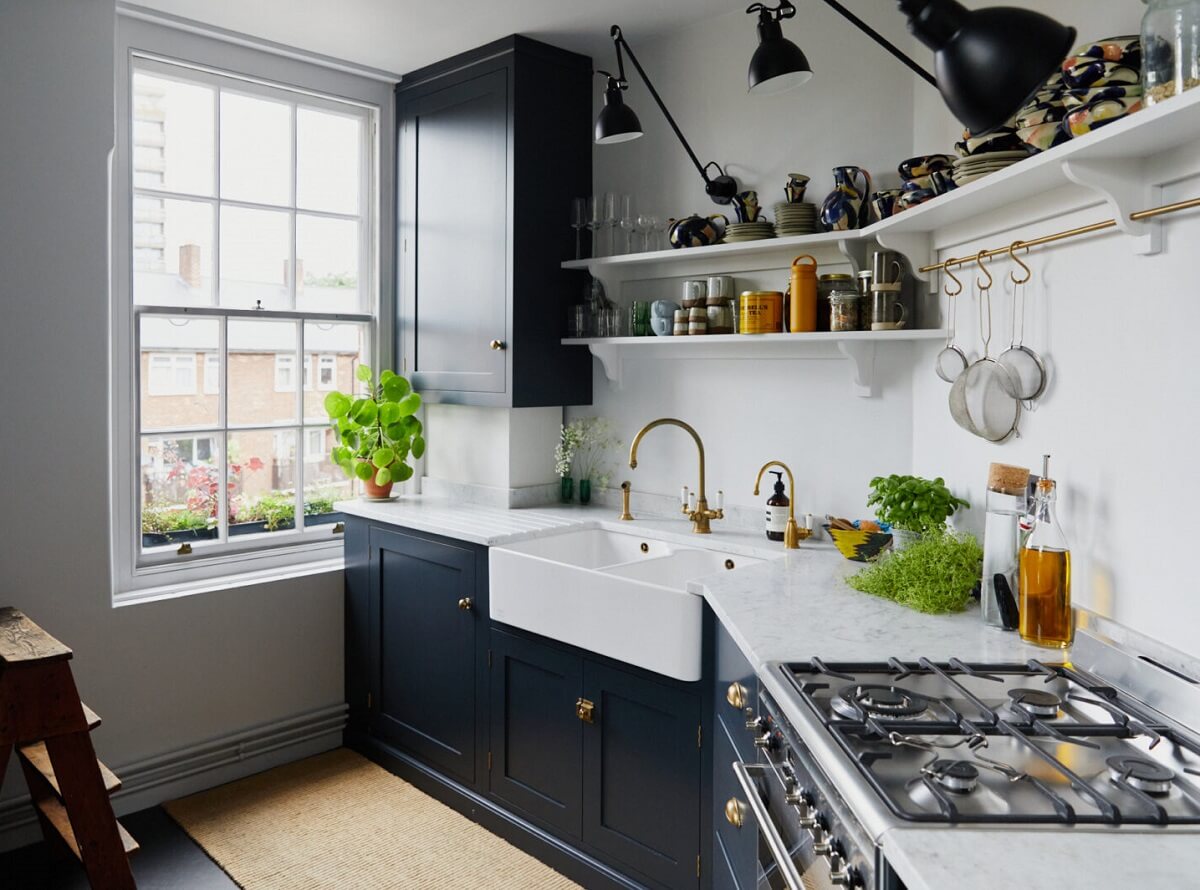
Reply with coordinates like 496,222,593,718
396,36,592,407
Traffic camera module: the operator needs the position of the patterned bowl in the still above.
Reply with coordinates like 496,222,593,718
898,154,955,180
825,525,893,562
1063,94,1143,137
1061,60,1140,91
1016,122,1072,152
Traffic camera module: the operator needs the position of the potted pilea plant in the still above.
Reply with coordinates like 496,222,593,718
866,474,969,550
554,417,620,505
323,365,425,498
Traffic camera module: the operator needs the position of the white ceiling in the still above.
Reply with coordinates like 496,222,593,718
130,0,738,76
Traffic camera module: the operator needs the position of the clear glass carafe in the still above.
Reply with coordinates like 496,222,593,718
1143,0,1200,104
982,477,1027,628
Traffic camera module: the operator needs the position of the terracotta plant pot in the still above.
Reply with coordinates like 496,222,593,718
363,462,395,499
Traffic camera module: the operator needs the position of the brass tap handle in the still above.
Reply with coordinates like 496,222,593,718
618,481,634,521
752,460,804,549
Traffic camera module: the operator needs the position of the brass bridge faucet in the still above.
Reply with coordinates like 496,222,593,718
752,460,810,549
629,418,724,534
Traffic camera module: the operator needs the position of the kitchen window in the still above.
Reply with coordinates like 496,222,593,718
111,17,394,599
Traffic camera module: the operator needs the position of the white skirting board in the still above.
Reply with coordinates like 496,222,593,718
0,702,348,853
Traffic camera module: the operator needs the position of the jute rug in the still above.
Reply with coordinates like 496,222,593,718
165,748,581,889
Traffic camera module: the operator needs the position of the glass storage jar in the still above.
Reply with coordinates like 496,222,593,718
828,290,861,332
1143,0,1200,105
818,273,854,331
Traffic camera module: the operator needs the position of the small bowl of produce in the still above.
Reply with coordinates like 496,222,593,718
824,518,893,562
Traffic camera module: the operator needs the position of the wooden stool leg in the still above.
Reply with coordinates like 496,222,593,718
44,731,135,890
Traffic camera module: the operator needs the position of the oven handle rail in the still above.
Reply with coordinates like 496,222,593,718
732,761,808,890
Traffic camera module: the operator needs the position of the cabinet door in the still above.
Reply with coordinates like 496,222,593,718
369,526,478,785
489,629,583,838
712,719,758,890
582,661,701,889
400,67,509,396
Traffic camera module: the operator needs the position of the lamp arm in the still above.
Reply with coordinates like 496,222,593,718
819,0,937,87
610,26,719,185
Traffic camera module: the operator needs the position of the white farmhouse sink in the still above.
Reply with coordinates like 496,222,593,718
489,528,765,681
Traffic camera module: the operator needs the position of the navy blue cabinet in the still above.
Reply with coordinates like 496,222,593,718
364,524,487,788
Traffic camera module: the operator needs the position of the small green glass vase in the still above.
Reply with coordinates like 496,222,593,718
560,477,574,503
579,479,592,505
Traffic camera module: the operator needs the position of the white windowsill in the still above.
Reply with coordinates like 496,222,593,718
114,553,344,607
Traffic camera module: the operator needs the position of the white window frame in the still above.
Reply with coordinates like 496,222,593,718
203,353,220,394
274,353,296,392
147,351,197,395
317,354,336,390
110,14,396,601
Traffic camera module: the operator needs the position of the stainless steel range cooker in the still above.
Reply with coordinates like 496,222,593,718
730,623,1200,889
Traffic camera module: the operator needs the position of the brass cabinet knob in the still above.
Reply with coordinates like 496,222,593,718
726,682,749,710
724,797,747,828
457,597,473,611
489,339,506,350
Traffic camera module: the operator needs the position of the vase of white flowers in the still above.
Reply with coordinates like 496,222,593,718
554,418,620,505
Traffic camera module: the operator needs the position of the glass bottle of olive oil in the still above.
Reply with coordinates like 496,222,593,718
1019,456,1072,648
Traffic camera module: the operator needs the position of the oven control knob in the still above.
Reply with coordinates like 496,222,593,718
752,731,777,751
829,859,858,888
784,782,811,807
809,817,830,851
745,715,768,733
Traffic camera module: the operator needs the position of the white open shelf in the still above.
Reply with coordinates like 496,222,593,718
564,86,1200,279
562,330,945,396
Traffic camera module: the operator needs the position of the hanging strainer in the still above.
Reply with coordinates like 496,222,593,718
935,257,968,383
996,240,1047,402
949,251,1021,442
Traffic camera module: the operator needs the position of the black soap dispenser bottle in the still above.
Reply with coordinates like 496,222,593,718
765,470,789,542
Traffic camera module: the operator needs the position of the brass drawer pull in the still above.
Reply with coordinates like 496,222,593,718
457,597,474,612
724,797,746,828
726,681,749,710
490,339,506,350
576,697,595,723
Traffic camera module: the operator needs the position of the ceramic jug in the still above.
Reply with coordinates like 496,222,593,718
668,213,728,249
819,166,873,231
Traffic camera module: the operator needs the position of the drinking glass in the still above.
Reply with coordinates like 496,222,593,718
634,214,654,252
601,192,617,257
618,195,635,255
587,195,603,257
570,197,586,260
629,300,651,336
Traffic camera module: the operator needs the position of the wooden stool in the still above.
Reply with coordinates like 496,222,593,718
0,607,137,888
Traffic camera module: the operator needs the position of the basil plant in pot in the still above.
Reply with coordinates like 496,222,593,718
323,365,425,498
866,474,969,550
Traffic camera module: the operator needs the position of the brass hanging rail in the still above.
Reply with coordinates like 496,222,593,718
917,194,1200,274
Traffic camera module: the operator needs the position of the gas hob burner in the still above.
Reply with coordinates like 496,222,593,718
834,684,939,721
1107,756,1176,795
924,759,980,794
1007,687,1063,719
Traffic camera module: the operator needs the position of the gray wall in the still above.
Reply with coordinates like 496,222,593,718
0,0,343,839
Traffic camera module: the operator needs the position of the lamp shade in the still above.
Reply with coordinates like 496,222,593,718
902,0,1076,135
595,83,643,144
748,17,813,94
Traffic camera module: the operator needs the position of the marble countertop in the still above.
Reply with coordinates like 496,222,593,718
338,494,1199,890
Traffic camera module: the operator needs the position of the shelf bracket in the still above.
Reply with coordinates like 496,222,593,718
874,230,933,281
836,237,870,277
587,342,623,388
1062,157,1162,256
835,340,876,398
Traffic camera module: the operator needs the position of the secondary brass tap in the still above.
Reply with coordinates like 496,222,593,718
629,418,724,534
752,460,810,549
619,481,634,521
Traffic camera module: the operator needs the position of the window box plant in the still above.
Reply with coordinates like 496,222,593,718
866,474,969,549
323,366,425,499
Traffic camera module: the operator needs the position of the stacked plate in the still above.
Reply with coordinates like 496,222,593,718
951,150,1028,186
773,202,818,236
724,220,776,242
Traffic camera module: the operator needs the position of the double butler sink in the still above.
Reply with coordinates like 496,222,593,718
489,529,765,681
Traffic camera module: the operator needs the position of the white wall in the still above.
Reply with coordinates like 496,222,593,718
0,0,342,839
584,1,1200,658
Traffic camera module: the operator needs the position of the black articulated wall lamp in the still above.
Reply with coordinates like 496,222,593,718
594,25,738,205
745,0,1075,136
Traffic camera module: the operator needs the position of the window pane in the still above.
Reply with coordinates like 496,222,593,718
134,197,213,305
303,322,368,423
297,107,360,214
140,316,219,430
228,429,298,535
302,425,354,523
296,215,360,313
219,206,290,309
220,92,291,205
140,433,220,550
228,319,298,426
133,71,215,196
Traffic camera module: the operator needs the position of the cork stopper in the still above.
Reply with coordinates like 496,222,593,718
988,462,1029,496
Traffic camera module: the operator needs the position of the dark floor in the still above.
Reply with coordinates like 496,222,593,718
0,807,237,890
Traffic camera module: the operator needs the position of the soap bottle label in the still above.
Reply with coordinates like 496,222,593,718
766,506,789,534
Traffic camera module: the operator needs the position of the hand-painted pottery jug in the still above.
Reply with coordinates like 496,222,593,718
819,166,872,231
668,213,728,248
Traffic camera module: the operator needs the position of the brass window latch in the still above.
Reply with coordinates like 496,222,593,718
576,697,595,723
